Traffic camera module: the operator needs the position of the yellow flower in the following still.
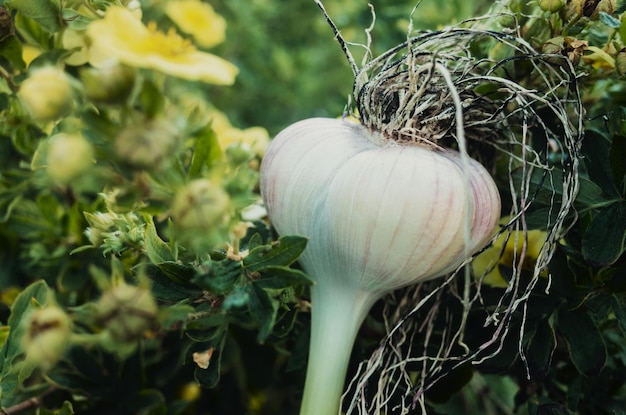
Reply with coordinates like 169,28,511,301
86,6,237,85
472,219,547,288
210,110,269,157
22,45,41,66
165,0,226,48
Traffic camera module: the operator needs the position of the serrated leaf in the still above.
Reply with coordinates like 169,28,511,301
157,261,196,285
243,235,307,272
248,284,278,342
582,201,626,266
557,307,606,376
253,265,313,289
140,263,199,302
192,260,242,294
145,220,175,264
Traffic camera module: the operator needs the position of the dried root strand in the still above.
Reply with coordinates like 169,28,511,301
315,2,583,414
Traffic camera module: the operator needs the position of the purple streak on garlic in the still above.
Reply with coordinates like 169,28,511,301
260,117,501,415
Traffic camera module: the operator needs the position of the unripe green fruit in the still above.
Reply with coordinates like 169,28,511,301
97,284,157,343
171,179,230,231
115,118,179,169
46,133,94,184
80,63,135,104
19,67,74,121
539,0,565,12
22,306,72,370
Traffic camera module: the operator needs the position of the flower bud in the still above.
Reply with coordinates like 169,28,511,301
171,179,230,231
18,66,74,121
115,118,179,169
539,0,565,12
22,306,72,370
46,133,95,184
80,62,135,104
561,0,584,21
616,48,626,75
542,36,565,55
585,0,616,18
97,283,157,343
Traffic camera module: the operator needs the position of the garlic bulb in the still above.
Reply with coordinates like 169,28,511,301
260,117,500,415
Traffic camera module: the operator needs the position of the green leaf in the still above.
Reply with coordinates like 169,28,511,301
0,280,50,407
145,220,175,263
0,326,10,349
557,307,606,376
243,235,307,272
194,336,226,389
138,79,165,118
600,11,621,29
0,35,25,71
158,304,194,330
253,265,313,289
511,167,606,208
582,130,620,197
582,201,626,266
188,126,221,180
192,260,242,294
222,285,250,310
140,263,200,302
609,133,626,195
157,261,196,285
9,0,61,32
248,284,278,342
272,307,298,338
61,8,91,30
526,319,556,378
611,294,626,337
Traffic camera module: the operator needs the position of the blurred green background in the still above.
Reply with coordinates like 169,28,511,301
210,0,489,135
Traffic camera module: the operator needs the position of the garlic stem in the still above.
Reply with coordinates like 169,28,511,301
300,281,377,415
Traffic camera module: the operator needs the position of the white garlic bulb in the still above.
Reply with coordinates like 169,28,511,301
260,117,500,415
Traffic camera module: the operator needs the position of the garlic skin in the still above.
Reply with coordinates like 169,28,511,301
260,117,500,415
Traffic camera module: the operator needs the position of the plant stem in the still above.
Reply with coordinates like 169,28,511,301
299,282,376,415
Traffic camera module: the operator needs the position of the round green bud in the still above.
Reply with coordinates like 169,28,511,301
80,63,135,104
615,48,626,76
18,66,74,122
22,306,72,370
46,133,95,184
97,284,157,343
539,0,565,12
115,118,180,169
171,179,230,231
